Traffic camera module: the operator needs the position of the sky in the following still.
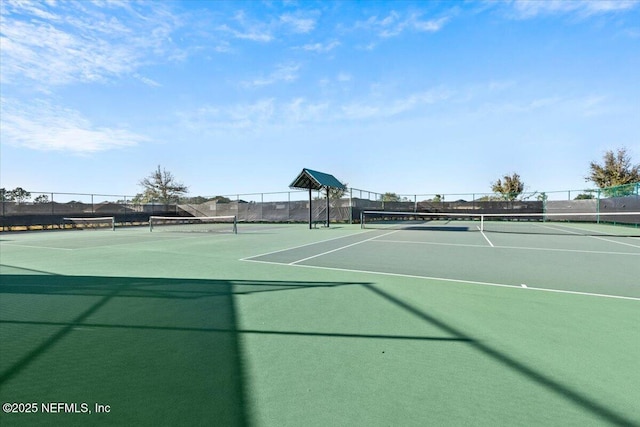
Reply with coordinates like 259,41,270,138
1,0,639,200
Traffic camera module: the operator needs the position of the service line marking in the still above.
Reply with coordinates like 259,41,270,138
289,230,400,265
240,229,378,261
371,239,640,256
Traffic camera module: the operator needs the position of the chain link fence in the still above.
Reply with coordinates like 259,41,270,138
1,183,638,230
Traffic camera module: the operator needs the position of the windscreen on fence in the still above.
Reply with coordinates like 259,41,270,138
2,184,639,230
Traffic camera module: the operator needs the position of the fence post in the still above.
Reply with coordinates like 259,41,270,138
349,188,353,224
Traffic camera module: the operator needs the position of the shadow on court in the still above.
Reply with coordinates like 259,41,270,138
0,272,368,426
0,269,636,426
363,284,637,427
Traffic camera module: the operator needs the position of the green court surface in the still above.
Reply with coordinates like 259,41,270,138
0,224,639,426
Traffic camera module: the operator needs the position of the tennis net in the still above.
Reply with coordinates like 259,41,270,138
149,216,237,233
360,211,640,236
63,216,115,230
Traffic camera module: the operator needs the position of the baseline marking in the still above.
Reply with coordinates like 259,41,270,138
241,258,640,302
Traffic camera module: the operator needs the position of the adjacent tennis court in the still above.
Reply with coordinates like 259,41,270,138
1,221,639,426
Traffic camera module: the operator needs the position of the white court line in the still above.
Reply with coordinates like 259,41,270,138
588,235,640,249
537,223,640,249
79,234,210,250
0,243,74,251
478,227,494,247
289,230,400,265
240,258,640,302
372,239,640,256
240,229,378,261
0,235,206,251
536,223,585,234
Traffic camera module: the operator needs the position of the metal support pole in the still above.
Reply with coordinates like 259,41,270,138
326,186,330,228
349,188,353,225
309,188,312,229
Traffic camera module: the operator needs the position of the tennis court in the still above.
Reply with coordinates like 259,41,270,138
1,221,639,426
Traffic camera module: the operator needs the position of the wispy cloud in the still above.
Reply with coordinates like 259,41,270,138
337,72,352,82
504,0,639,19
218,10,274,42
280,12,317,33
178,86,454,133
413,16,449,32
472,94,617,119
217,9,319,42
299,40,341,53
0,0,184,87
179,99,277,132
133,74,162,88
177,82,616,135
0,98,148,153
340,88,453,120
357,11,450,38
242,63,301,87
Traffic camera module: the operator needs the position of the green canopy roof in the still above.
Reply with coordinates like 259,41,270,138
289,168,346,191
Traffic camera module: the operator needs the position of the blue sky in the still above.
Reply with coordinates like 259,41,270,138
1,0,639,199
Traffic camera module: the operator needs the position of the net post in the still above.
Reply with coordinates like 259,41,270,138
111,216,115,231
480,214,484,232
149,217,153,232
233,215,238,234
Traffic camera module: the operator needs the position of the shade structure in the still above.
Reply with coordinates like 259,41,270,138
289,168,346,229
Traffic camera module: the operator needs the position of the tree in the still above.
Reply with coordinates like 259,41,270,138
131,193,147,204
574,192,595,200
33,194,50,204
380,192,401,202
139,166,188,203
209,196,232,203
491,173,524,201
10,187,31,204
0,188,8,201
329,182,348,200
475,195,502,202
180,196,212,204
586,147,640,191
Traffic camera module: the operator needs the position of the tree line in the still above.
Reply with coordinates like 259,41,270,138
376,147,639,202
2,148,639,205
489,147,639,201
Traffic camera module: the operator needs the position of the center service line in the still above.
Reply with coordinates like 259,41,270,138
289,230,400,265
477,226,495,247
